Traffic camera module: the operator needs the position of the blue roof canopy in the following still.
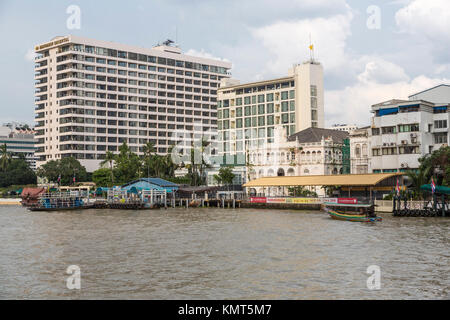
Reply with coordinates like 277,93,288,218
121,178,179,192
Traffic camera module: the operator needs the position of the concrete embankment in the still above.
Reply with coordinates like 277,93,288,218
0,198,21,205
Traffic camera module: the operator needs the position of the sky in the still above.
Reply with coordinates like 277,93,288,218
0,0,449,127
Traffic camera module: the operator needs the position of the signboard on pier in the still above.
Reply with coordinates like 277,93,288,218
249,197,358,204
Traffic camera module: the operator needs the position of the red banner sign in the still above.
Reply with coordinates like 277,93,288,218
250,197,267,203
337,198,358,204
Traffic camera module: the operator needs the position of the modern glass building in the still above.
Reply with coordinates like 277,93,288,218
34,36,232,171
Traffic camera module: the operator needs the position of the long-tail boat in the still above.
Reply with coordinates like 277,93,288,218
323,202,382,222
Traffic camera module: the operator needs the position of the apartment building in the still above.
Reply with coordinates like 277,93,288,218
34,36,231,171
370,85,449,173
0,123,37,170
215,61,324,167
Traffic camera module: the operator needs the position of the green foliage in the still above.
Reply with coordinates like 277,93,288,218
100,151,116,185
288,186,318,197
184,138,211,186
36,157,88,185
0,144,11,171
113,142,142,184
0,158,37,187
166,175,191,185
417,146,450,186
214,167,235,186
406,146,450,197
92,168,112,187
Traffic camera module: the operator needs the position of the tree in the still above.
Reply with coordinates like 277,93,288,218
114,142,141,184
0,158,36,187
0,144,11,172
37,157,88,185
142,141,156,177
214,167,235,189
100,151,116,186
416,146,450,186
92,168,111,187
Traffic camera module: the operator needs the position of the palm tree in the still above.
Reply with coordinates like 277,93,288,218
0,144,11,172
142,142,156,177
100,151,116,186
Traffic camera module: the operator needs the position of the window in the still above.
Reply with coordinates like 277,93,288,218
310,85,317,97
258,104,265,114
372,128,380,135
434,133,448,144
372,148,381,156
435,120,447,129
258,94,265,103
398,123,419,132
399,146,419,154
266,93,274,102
382,147,397,155
281,91,289,100
382,126,396,134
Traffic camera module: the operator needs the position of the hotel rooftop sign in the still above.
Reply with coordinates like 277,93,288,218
35,37,69,51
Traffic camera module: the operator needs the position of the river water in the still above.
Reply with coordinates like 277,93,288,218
0,205,448,299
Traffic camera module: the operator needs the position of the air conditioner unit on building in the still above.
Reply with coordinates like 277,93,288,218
401,140,407,144
390,142,395,146
410,133,417,138
401,163,405,168
383,143,388,146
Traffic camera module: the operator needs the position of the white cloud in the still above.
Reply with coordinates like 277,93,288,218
24,48,36,61
325,75,449,127
185,48,230,63
250,11,353,78
357,57,410,84
395,0,450,40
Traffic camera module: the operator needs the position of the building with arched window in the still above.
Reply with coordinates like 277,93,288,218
244,126,349,196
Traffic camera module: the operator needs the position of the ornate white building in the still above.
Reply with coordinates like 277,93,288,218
349,126,370,174
246,126,349,195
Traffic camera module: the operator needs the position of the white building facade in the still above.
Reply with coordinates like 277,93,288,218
238,126,348,196
34,36,232,172
215,61,324,167
349,126,370,174
369,86,449,173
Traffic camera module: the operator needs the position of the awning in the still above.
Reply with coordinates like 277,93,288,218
420,184,450,195
243,173,402,187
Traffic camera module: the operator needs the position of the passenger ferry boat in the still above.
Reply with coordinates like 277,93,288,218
27,191,92,211
323,202,382,222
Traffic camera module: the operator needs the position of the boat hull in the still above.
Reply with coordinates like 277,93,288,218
327,209,382,222
28,205,93,212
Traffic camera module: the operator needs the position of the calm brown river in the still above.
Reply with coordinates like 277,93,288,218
0,206,448,299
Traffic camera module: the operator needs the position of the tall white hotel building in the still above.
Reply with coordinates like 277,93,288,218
34,35,231,171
